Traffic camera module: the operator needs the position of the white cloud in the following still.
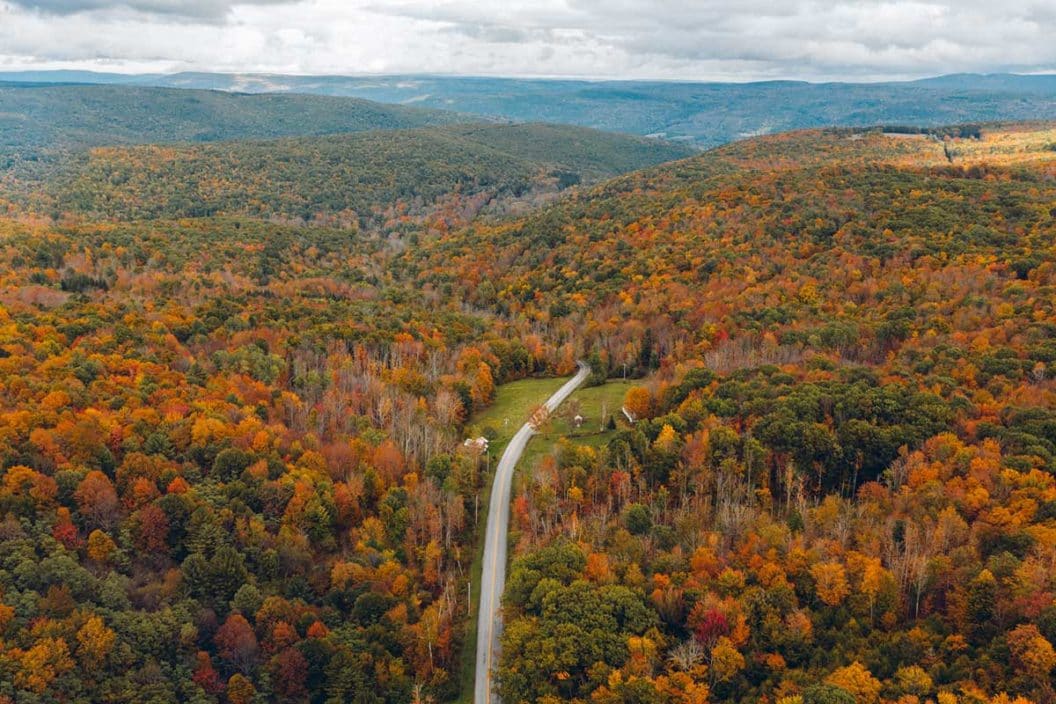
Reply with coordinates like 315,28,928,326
7,0,288,20
0,0,1053,79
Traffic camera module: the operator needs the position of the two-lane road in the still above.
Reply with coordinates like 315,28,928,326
474,362,591,704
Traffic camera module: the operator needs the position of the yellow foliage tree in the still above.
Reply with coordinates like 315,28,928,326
894,665,933,697
76,614,116,668
227,673,256,704
1006,623,1056,684
15,637,74,694
826,661,882,704
86,529,118,564
626,635,658,677
811,562,850,607
654,423,680,453
623,386,651,420
709,636,745,684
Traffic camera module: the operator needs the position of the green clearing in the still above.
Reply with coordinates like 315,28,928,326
454,376,633,702
518,379,634,470
465,375,569,453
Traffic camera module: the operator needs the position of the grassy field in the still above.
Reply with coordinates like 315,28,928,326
518,379,634,470
454,376,633,702
465,376,569,452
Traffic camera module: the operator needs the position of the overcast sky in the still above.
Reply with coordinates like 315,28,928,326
1,0,1054,81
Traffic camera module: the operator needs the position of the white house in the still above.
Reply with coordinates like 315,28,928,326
463,437,489,452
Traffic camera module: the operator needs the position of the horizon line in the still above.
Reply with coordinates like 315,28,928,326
3,67,1056,87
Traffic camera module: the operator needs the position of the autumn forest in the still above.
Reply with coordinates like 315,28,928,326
0,78,1055,704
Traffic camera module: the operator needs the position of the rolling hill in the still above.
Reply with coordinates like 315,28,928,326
398,122,1056,702
0,83,470,151
4,70,1056,147
42,123,694,223
408,121,1056,356
1,110,1055,703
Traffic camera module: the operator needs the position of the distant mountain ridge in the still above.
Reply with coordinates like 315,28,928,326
2,70,1055,146
0,83,471,151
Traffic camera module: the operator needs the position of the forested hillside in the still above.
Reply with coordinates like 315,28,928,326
404,123,1056,704
0,83,485,211
0,214,550,702
5,71,1055,148
0,121,1054,704
33,124,692,226
0,99,690,702
0,84,467,150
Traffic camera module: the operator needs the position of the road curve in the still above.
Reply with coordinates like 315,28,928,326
474,361,591,704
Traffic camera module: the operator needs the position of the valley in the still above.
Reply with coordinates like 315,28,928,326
0,76,1053,703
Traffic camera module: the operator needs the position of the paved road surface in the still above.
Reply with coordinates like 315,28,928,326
474,362,591,703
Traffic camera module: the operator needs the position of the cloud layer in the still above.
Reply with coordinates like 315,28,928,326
1,0,1054,80
7,0,287,20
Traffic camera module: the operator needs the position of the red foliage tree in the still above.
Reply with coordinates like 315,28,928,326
74,470,119,530
132,504,169,555
691,606,730,650
270,647,308,699
214,614,260,674
191,651,223,695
